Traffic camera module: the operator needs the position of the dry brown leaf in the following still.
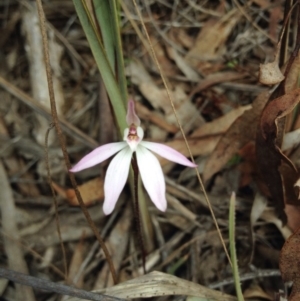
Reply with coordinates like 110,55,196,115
191,105,251,138
94,204,131,289
65,177,104,206
280,226,300,301
203,91,269,182
135,101,178,134
166,193,200,227
148,35,178,76
243,283,272,300
99,271,237,300
66,234,85,288
128,60,204,133
175,28,194,49
139,83,204,133
185,8,241,67
190,71,247,95
284,204,300,233
257,89,300,224
167,47,200,81
285,52,300,95
269,5,283,42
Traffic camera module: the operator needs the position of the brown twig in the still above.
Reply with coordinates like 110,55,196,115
44,125,68,278
35,0,117,284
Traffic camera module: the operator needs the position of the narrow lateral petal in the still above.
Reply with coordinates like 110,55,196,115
103,147,132,215
136,145,167,212
140,141,197,168
70,142,127,172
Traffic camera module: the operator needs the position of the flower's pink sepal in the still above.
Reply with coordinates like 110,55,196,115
70,142,126,172
140,141,197,168
126,100,140,126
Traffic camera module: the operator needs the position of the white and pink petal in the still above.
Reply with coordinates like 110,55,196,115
103,147,132,215
70,142,127,172
136,145,167,212
140,141,197,168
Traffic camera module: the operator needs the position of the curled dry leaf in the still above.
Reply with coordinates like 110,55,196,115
256,88,300,223
280,227,300,301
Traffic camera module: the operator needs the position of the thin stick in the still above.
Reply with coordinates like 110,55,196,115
0,268,124,301
35,0,117,284
132,0,232,267
44,125,68,278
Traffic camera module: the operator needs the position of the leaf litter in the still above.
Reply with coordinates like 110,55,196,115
0,1,300,301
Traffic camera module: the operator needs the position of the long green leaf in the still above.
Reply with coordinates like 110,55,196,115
92,0,127,105
73,0,127,133
110,0,127,104
93,1,115,70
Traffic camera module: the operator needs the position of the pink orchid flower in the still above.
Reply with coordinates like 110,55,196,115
70,100,197,215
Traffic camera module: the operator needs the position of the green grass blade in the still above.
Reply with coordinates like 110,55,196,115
73,0,127,133
229,192,245,301
92,0,115,71
110,0,127,103
92,0,127,105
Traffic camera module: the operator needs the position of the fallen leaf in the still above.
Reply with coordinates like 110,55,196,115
185,8,241,67
191,105,251,138
203,91,269,182
190,71,247,95
256,89,300,223
67,233,85,288
94,204,131,289
135,101,178,134
280,227,300,301
128,59,204,133
167,47,200,82
98,271,237,300
243,283,272,300
65,177,104,206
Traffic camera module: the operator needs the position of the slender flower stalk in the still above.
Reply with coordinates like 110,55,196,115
70,100,197,215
